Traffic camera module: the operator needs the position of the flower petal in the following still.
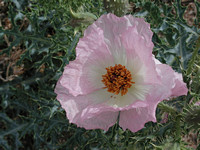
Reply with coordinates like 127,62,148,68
60,25,114,96
171,72,188,96
80,106,118,130
86,14,153,49
55,84,118,130
105,92,143,108
155,63,188,99
85,14,154,67
55,78,119,130
119,60,188,132
124,15,153,46
119,104,157,132
121,27,160,85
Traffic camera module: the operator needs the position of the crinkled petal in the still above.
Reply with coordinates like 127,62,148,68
121,27,160,85
85,14,127,47
60,25,114,96
119,81,162,132
57,93,118,130
119,61,188,132
80,105,119,130
85,14,154,67
124,15,153,46
154,57,188,97
119,104,157,132
55,79,89,122
171,72,188,96
86,14,153,48
80,110,118,130
153,64,176,100
55,79,118,130
155,63,188,99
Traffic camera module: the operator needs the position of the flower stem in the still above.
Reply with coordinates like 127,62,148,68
174,114,182,142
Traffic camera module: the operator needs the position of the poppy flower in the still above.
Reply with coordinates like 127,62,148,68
54,14,188,132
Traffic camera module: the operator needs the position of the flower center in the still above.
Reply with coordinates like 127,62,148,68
102,64,135,96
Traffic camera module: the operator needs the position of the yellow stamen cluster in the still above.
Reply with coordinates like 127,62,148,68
102,64,135,96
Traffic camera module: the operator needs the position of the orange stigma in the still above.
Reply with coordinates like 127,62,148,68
102,64,135,96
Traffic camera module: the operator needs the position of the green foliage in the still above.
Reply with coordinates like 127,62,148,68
0,0,200,149
103,0,131,17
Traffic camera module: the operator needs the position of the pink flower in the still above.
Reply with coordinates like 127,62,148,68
194,101,200,106
54,14,188,132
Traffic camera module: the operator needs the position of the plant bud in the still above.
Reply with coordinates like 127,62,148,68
103,0,132,16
